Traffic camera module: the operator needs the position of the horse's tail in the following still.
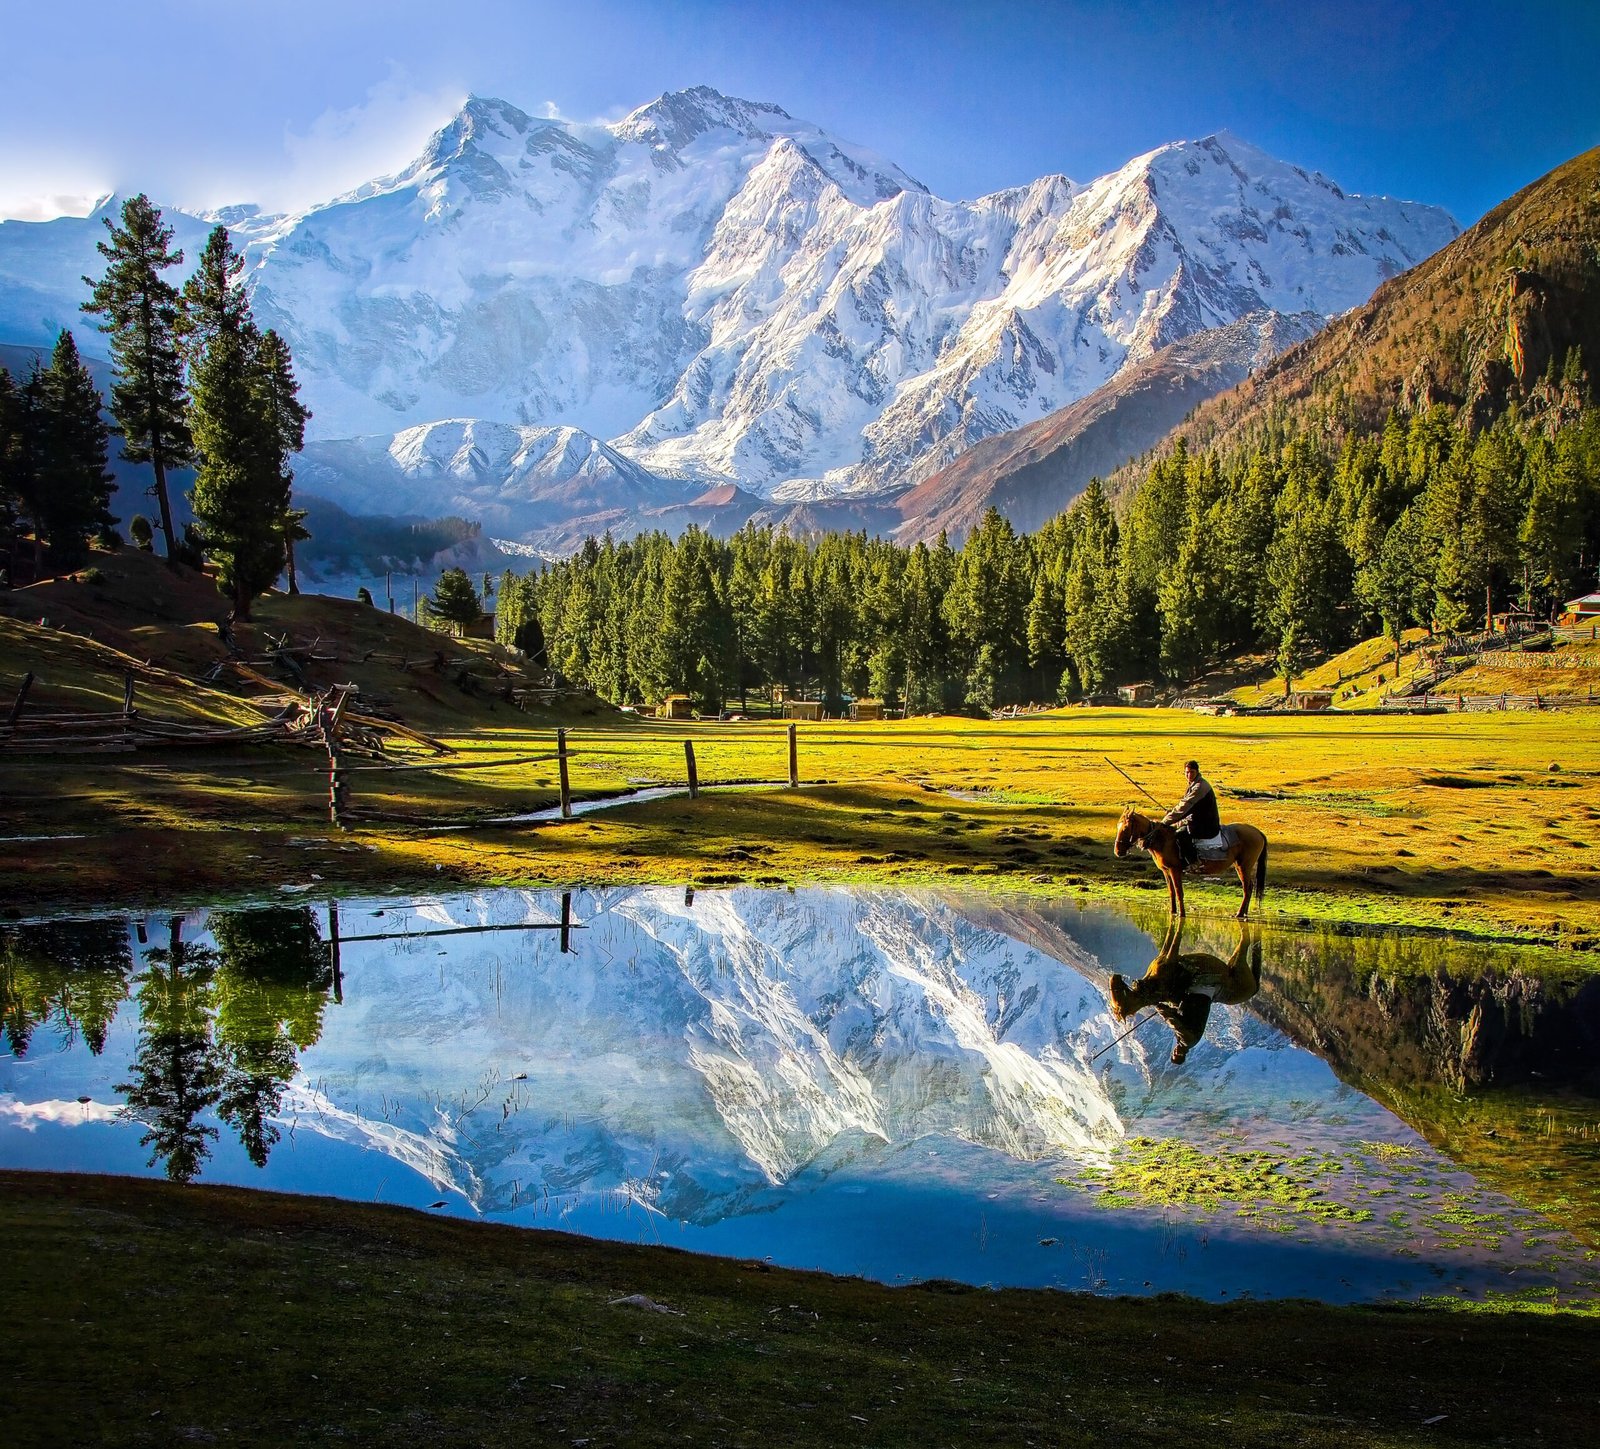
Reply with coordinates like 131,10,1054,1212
1255,834,1268,904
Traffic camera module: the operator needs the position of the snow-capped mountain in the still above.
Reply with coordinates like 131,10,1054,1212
294,418,699,539
0,87,1457,529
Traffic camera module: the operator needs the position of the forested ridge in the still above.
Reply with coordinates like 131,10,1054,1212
497,379,1600,713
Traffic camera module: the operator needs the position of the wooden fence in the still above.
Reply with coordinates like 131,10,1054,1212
1,668,812,829
1379,690,1599,712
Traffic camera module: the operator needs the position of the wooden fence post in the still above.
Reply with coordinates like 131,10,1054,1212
322,692,350,829
327,900,343,1004
327,743,348,828
6,671,32,729
685,740,699,798
788,722,798,788
558,728,572,819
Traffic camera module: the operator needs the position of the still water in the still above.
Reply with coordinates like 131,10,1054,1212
3,888,1597,1307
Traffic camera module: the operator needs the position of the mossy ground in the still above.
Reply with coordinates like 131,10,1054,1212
8,1169,1600,1449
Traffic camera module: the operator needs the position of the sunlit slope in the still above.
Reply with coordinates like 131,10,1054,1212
1152,146,1600,459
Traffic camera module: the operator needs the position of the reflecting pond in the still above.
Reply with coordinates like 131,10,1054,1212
3,888,1598,1307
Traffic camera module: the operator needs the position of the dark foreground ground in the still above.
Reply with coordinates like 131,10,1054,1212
5,1171,1595,1448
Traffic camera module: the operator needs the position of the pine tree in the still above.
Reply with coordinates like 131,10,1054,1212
33,331,115,567
0,367,23,557
252,330,310,592
1357,508,1430,670
429,567,482,633
184,227,282,619
82,195,191,564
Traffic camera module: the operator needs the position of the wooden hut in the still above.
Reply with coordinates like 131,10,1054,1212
1292,690,1335,712
782,700,823,721
849,697,884,722
1560,592,1600,625
656,693,695,720
1117,682,1156,704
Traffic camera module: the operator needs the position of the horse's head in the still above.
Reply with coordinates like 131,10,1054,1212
1113,805,1144,858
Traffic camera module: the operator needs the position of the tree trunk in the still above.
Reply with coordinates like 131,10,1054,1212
151,452,179,569
286,536,300,596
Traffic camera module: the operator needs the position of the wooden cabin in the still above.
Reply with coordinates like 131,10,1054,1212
656,693,695,720
782,700,823,721
1117,683,1156,704
1560,592,1600,625
1291,690,1335,712
849,697,884,722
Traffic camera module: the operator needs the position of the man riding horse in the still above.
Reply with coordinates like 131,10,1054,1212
1113,761,1269,919
1164,760,1222,871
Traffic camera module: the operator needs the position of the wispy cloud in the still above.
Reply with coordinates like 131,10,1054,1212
267,66,465,212
0,189,109,223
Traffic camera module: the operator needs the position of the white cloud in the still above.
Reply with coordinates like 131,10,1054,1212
267,65,466,213
0,190,107,223
0,1094,122,1129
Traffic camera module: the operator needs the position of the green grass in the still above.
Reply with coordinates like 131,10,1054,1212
9,1169,1600,1449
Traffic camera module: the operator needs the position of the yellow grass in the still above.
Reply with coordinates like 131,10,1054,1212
3,567,1598,951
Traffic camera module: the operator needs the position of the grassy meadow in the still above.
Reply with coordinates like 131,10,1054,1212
6,680,1596,950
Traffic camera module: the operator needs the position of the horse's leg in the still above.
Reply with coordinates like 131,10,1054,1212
1169,860,1185,917
1233,853,1251,919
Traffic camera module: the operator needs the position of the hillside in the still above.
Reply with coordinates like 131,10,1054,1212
892,311,1324,543
1153,145,1600,457
0,547,595,736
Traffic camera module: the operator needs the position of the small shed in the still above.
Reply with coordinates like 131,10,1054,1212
1117,683,1156,704
1292,690,1335,712
1560,592,1600,624
656,693,695,720
782,700,823,721
849,697,884,722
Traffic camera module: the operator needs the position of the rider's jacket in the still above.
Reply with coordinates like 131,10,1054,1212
1163,776,1221,839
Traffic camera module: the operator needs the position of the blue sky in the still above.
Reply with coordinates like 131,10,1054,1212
4,0,1597,226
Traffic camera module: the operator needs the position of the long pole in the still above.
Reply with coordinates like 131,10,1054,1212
1090,1011,1156,1063
1104,756,1162,808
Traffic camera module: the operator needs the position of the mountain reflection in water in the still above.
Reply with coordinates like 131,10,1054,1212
2,888,1596,1307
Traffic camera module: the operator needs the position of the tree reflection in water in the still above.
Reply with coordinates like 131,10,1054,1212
0,918,134,1058
117,918,224,1183
212,908,333,1166
112,907,333,1182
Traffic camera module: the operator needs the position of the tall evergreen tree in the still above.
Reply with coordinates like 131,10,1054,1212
33,331,115,567
183,227,282,619
253,330,311,594
0,367,24,558
82,194,191,564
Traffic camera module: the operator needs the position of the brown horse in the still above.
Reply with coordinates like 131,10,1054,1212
1113,807,1268,919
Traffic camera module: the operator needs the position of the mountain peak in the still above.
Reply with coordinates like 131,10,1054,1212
615,85,793,151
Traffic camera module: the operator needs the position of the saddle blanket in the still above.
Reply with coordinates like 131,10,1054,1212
1194,827,1236,861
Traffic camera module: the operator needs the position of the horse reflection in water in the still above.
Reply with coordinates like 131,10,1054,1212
1108,921,1262,1064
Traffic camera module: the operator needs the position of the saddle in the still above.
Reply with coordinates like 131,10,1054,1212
1181,825,1236,870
